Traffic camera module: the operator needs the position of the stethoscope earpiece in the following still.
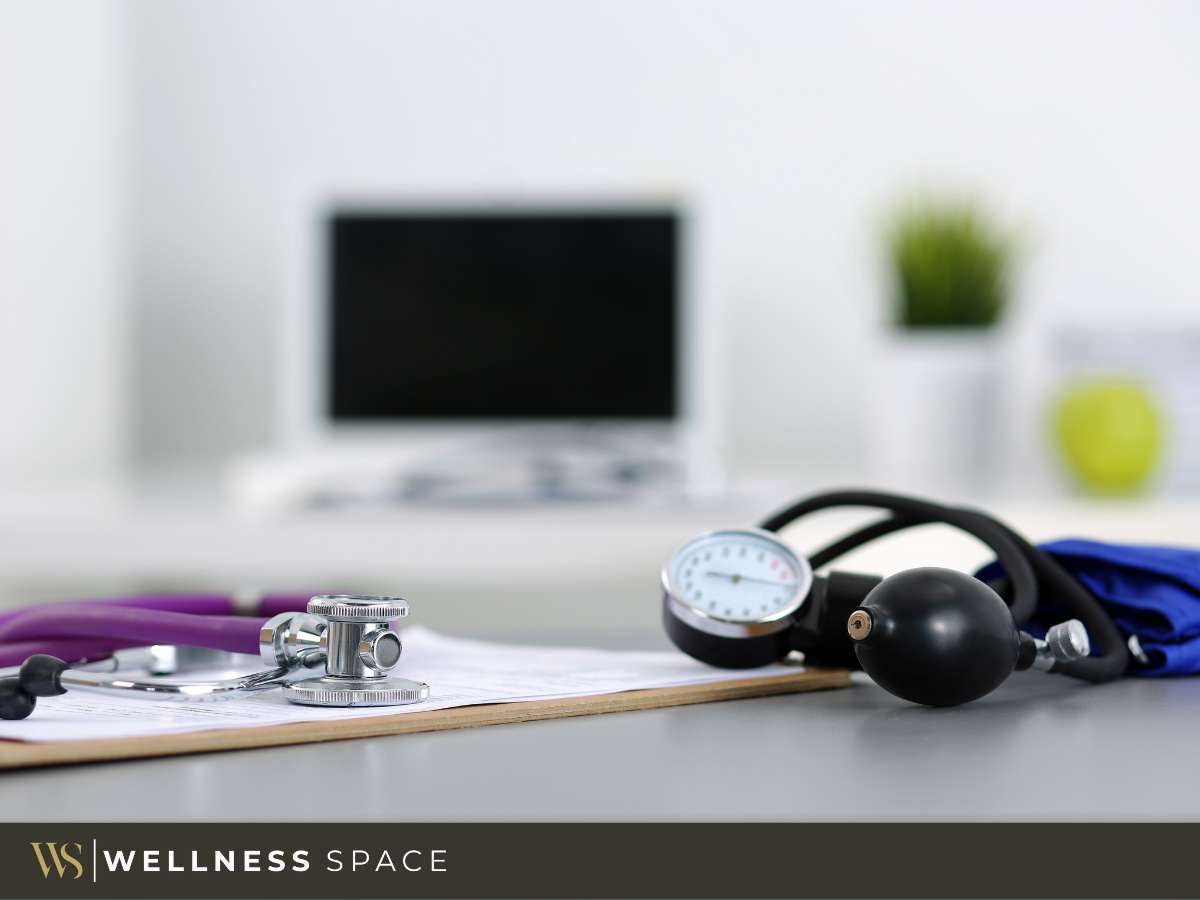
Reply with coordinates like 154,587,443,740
0,678,36,720
0,654,68,720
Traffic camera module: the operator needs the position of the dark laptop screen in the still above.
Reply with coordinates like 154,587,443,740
327,210,678,420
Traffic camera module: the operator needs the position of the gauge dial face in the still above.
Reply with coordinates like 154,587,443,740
664,529,811,625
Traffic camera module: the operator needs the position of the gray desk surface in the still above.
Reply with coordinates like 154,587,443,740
3,631,1200,821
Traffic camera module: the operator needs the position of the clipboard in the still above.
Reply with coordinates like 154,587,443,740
0,667,850,770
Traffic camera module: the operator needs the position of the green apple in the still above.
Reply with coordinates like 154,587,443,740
1054,379,1164,494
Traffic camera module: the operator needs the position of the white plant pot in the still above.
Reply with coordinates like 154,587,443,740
871,331,1003,495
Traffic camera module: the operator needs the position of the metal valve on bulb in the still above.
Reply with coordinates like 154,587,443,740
845,568,1091,706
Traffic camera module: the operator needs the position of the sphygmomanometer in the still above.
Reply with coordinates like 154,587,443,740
662,488,1131,706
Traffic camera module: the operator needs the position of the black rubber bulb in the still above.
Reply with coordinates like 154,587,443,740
849,567,1020,707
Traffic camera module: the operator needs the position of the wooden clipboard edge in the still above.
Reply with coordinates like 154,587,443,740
0,667,851,771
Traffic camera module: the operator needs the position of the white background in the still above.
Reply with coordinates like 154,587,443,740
0,1,128,490
3,0,1199,482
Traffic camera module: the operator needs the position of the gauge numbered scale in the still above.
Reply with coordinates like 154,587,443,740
661,528,876,669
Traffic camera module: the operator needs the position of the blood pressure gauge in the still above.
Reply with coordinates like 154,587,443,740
661,529,815,668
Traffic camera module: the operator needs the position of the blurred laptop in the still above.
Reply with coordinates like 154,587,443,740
232,202,719,511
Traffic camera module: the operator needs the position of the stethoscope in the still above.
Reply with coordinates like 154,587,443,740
0,594,430,720
661,489,1130,705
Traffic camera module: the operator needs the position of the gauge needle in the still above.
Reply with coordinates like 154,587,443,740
705,571,786,587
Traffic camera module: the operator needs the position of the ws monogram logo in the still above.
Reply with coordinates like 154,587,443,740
30,842,85,880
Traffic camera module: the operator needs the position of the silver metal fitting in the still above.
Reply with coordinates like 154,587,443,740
259,612,327,669
307,594,408,623
360,629,403,671
1127,634,1150,666
1032,619,1090,671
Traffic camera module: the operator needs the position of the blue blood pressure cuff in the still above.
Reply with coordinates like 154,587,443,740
977,539,1200,677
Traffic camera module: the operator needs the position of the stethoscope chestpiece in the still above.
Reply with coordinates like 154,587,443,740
280,595,430,708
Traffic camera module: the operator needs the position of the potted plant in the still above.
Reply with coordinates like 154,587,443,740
872,198,1018,492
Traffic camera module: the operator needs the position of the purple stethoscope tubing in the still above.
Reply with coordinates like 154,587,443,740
0,594,312,668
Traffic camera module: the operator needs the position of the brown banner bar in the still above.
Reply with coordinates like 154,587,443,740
0,823,1194,899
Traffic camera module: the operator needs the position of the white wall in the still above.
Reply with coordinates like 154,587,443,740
120,0,1200,474
0,0,129,489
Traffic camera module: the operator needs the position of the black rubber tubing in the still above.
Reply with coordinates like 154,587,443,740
758,489,1127,683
